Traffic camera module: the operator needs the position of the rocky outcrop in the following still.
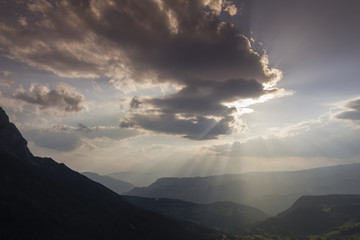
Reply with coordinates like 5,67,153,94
0,107,33,160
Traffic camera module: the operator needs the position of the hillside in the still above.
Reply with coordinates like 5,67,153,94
82,172,135,194
123,195,268,232
126,164,360,215
107,171,162,187
254,194,360,236
0,107,220,240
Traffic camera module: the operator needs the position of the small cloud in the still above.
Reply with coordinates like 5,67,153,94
13,82,86,114
129,96,141,110
223,1,237,16
0,91,25,112
18,16,27,26
120,121,135,128
77,123,92,133
81,125,139,140
0,71,13,87
335,98,360,122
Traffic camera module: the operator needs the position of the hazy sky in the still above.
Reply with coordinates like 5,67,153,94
1,0,360,176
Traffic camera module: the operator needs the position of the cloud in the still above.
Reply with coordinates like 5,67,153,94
23,127,82,152
0,91,25,112
0,0,285,139
77,123,92,133
149,78,265,117
335,98,360,122
13,82,85,113
77,123,139,140
121,78,269,139
23,122,139,152
123,113,233,140
221,0,238,16
129,96,141,110
0,71,13,87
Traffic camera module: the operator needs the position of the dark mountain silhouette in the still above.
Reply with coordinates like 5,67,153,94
254,194,360,235
0,107,33,160
82,171,135,194
123,195,268,232
126,164,360,215
0,107,220,240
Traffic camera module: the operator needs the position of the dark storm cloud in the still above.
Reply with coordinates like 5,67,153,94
120,78,268,139
149,78,265,116
125,113,233,140
0,0,283,139
13,83,85,113
335,98,360,122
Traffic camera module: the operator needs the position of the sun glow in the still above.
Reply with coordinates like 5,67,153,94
224,88,294,134
226,87,294,110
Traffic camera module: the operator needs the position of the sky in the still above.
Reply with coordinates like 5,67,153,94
1,0,360,177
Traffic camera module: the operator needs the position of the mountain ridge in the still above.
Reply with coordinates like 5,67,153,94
123,195,269,232
82,171,135,194
0,107,33,160
254,194,360,236
0,107,220,240
126,163,360,214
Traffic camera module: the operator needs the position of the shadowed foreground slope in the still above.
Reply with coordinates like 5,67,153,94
123,195,268,232
0,107,219,240
254,194,360,236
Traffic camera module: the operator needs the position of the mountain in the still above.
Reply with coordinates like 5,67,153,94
82,172,135,194
0,107,33,160
0,107,220,240
107,171,163,187
126,164,360,215
123,195,268,232
254,194,360,236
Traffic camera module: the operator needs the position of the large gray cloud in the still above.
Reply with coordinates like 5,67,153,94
0,0,284,139
149,78,265,116
13,83,85,113
124,113,233,140
335,98,360,122
121,78,268,139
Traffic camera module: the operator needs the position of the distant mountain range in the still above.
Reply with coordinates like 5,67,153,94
107,171,165,187
126,163,360,215
82,172,135,194
123,195,268,232
0,107,220,240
